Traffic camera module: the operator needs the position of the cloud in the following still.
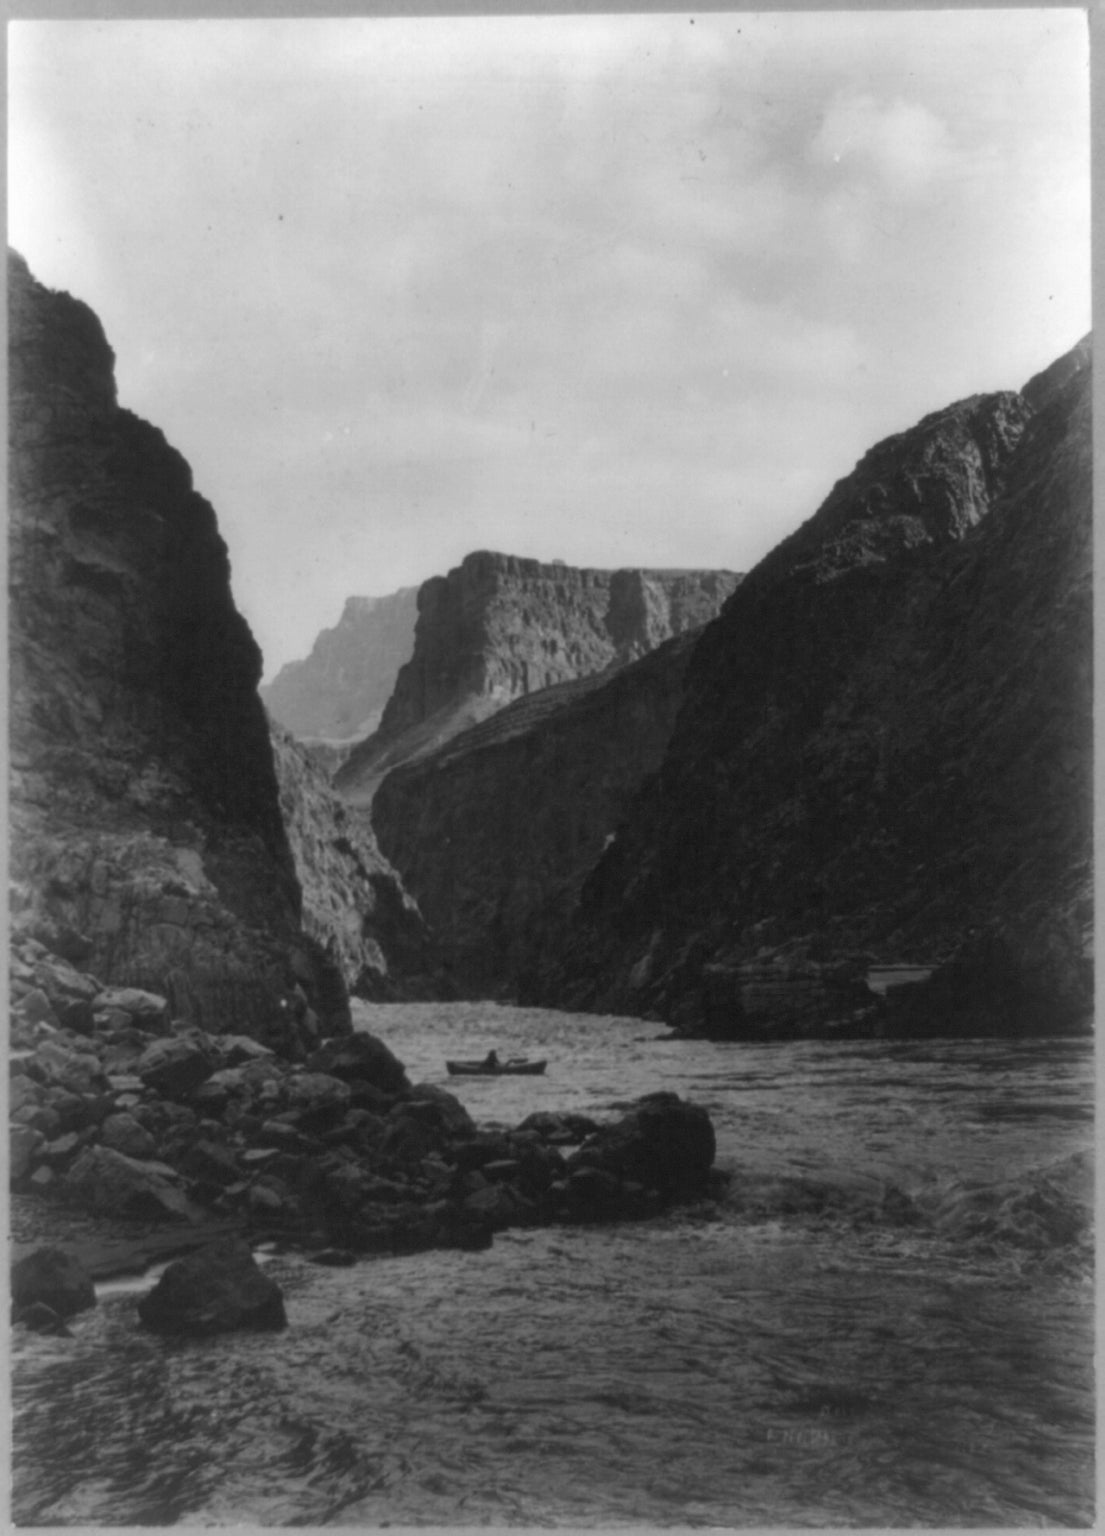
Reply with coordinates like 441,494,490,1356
7,12,1091,679
810,92,954,198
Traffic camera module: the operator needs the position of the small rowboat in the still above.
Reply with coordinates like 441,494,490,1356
445,1057,547,1077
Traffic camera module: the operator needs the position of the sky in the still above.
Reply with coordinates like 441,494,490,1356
8,10,1092,681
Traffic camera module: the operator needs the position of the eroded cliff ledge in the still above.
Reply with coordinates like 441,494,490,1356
538,339,1094,1037
9,252,357,1034
334,553,740,801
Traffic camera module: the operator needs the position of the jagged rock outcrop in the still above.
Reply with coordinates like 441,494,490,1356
335,553,740,801
268,720,430,997
534,338,1093,1037
7,251,347,1035
261,588,419,747
372,632,706,998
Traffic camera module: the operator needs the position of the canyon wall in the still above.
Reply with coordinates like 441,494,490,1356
334,553,740,801
538,339,1094,1036
261,587,419,746
7,251,411,1035
372,633,702,998
269,721,430,998
370,338,1093,1038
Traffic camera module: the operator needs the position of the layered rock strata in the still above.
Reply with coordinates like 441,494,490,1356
372,632,705,998
335,553,740,801
261,587,419,746
8,252,343,1034
540,338,1093,1036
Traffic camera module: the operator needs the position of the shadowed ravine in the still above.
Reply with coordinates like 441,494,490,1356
12,1003,1093,1528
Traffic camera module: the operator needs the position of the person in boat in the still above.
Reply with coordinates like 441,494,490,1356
482,1049,500,1070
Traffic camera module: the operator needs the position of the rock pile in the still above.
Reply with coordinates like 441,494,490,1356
10,924,722,1335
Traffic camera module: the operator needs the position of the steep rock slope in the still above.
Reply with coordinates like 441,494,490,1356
334,553,740,801
269,721,430,997
372,632,702,998
8,252,348,1035
537,339,1093,1037
261,588,418,746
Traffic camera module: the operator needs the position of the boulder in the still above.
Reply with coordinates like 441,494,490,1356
57,998,97,1036
516,1110,600,1144
405,1083,476,1136
30,1037,108,1096
137,1238,287,1335
14,1301,71,1336
284,1071,352,1114
568,1092,716,1194
136,1036,215,1098
306,1033,409,1094
217,1035,276,1068
13,988,58,1028
10,1125,45,1183
63,1144,203,1222
93,987,171,1030
34,955,100,1007
11,1246,96,1320
100,1112,159,1161
179,1140,244,1189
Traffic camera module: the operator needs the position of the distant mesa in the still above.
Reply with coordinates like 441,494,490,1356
333,551,741,803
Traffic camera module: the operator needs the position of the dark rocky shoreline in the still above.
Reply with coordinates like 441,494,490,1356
10,919,722,1336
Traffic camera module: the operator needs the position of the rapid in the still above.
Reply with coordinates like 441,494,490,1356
11,1001,1094,1528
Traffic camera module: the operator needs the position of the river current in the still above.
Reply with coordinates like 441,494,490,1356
11,1001,1095,1528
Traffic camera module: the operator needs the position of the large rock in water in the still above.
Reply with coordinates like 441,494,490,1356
567,1093,716,1194
137,1238,286,1335
306,1032,410,1094
334,552,740,802
12,1246,97,1321
6,249,350,1035
539,338,1094,1037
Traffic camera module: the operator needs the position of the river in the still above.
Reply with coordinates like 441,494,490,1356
11,1001,1094,1528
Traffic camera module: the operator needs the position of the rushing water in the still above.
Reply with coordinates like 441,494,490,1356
11,1002,1094,1528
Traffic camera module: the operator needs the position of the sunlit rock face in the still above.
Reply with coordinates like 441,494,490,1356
7,250,348,1034
333,552,741,802
537,338,1093,1037
261,588,419,749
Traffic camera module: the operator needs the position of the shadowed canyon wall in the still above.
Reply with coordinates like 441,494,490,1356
540,339,1094,1036
371,339,1093,1038
372,632,704,998
7,252,422,1033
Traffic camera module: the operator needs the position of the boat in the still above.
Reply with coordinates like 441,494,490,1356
445,1057,547,1077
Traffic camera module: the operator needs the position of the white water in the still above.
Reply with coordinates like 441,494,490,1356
11,1002,1094,1527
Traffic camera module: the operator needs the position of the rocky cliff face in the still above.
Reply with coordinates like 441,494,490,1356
334,553,740,801
537,339,1093,1036
7,251,349,1035
372,632,703,998
269,721,430,997
261,588,419,746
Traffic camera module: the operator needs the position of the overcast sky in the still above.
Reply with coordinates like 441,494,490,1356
9,11,1091,680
